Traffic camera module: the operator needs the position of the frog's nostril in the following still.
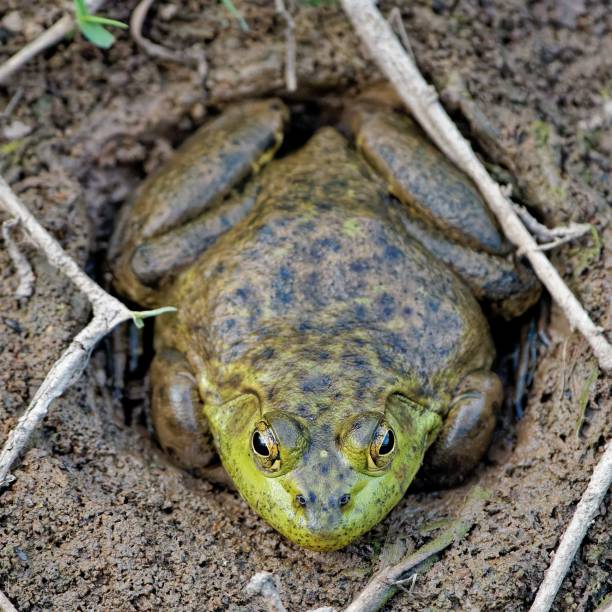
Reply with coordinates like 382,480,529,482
296,494,307,507
339,494,351,507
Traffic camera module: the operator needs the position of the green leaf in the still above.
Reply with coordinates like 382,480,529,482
81,14,128,29
73,0,88,20
79,21,116,49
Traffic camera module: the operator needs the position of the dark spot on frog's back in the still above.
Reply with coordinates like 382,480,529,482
272,265,294,308
384,244,403,262
376,293,396,320
309,237,342,262
301,374,332,394
350,258,370,274
256,224,277,244
355,304,367,321
250,346,275,366
427,297,440,313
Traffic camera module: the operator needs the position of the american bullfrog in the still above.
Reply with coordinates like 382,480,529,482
108,98,539,551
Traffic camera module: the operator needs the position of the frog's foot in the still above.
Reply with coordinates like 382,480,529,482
108,99,288,306
345,104,541,318
150,348,215,470
419,370,502,488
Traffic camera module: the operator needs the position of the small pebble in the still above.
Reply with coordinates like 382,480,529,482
2,120,32,140
159,3,179,20
2,10,23,33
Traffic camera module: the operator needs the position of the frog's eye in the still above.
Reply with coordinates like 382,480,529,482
251,421,281,472
368,423,396,470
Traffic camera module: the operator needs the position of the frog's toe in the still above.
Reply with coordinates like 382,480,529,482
151,349,215,470
420,370,502,488
108,99,288,305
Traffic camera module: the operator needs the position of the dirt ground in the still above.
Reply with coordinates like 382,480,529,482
0,1,610,610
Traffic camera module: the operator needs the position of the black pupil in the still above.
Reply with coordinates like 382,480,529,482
253,431,270,456
379,429,394,455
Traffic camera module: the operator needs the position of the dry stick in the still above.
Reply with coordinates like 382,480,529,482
0,589,18,612
0,178,173,488
339,0,612,375
2,219,35,299
512,204,594,255
338,2,612,609
530,441,612,612
0,0,106,86
344,488,485,612
275,0,297,92
130,0,208,78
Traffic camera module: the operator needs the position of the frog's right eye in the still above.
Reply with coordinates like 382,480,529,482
251,421,281,472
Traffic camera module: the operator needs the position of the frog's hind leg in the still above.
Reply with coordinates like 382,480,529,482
345,105,540,318
150,348,216,470
108,99,288,305
419,370,502,488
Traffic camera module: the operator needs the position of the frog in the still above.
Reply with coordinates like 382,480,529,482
108,98,540,551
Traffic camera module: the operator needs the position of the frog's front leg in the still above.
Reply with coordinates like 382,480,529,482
108,99,288,305
150,348,215,469
420,370,502,488
346,105,540,318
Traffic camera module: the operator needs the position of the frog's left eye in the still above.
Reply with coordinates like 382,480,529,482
368,423,396,470
251,421,281,472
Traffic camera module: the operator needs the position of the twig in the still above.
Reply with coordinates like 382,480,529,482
339,0,612,373
246,572,288,612
0,588,18,612
513,204,593,255
275,0,297,92
130,0,208,79
2,219,35,299
1,88,23,118
529,441,612,612
387,8,414,60
0,1,106,86
343,487,486,612
0,177,174,488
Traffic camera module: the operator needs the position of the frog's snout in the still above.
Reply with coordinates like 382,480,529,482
294,491,352,511
294,488,355,536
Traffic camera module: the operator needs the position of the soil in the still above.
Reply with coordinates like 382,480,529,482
0,1,610,610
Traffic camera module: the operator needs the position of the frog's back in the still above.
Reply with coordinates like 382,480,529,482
165,128,493,400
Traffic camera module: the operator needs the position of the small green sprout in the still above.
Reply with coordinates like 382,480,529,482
73,0,128,49
131,306,177,329
220,0,249,32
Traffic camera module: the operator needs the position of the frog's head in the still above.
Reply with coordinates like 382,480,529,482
207,392,441,551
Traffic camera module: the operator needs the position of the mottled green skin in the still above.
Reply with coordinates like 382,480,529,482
109,100,535,550
151,127,494,549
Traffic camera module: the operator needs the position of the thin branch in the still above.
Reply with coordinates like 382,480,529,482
0,177,173,488
1,89,24,118
0,0,106,86
130,0,208,79
339,0,612,373
343,487,486,612
387,8,414,60
2,219,35,299
529,441,612,612
275,0,297,92
513,204,593,255
337,4,612,610
0,588,18,612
